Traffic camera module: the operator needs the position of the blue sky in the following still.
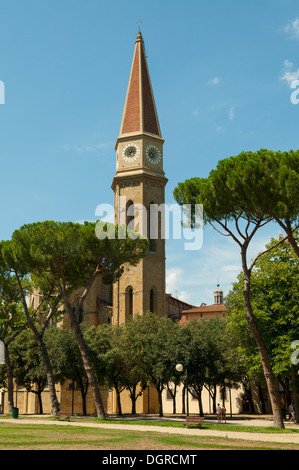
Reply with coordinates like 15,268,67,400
0,0,298,305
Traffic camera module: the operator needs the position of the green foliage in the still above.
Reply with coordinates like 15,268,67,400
0,219,149,418
122,312,180,387
43,327,82,383
210,149,299,223
0,241,27,335
82,323,125,389
227,237,299,378
174,149,299,427
3,221,148,295
9,329,47,390
4,313,247,415
174,149,299,226
181,317,245,389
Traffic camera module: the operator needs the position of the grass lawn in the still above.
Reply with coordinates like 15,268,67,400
0,419,298,450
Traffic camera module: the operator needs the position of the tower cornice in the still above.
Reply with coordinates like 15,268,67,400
115,131,164,151
111,171,168,192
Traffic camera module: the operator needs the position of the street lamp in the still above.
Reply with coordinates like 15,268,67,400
175,363,184,373
224,378,232,418
176,357,189,416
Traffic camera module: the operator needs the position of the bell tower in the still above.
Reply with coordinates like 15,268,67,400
112,31,167,324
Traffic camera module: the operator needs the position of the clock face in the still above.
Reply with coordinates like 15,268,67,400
146,145,161,164
122,143,140,162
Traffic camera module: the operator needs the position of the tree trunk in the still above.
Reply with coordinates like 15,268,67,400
4,345,14,414
54,272,106,419
182,384,186,414
130,385,137,415
131,396,137,415
166,383,176,414
172,386,177,415
211,385,217,414
70,316,106,419
156,386,163,417
291,366,299,424
247,382,255,413
206,384,217,414
78,382,87,416
257,383,267,414
81,392,87,416
213,397,216,414
242,261,284,428
115,387,123,416
285,220,299,258
16,274,60,416
287,234,299,257
273,217,299,258
31,327,60,416
196,387,204,416
37,388,43,415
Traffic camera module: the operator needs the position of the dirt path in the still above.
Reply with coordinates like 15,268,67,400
8,418,299,445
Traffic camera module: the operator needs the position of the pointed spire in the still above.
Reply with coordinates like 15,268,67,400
118,32,162,139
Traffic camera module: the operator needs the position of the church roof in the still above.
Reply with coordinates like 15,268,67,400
178,303,227,325
118,32,162,139
181,304,227,314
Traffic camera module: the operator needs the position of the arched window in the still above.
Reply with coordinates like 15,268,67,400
126,200,134,230
148,202,156,252
125,286,133,321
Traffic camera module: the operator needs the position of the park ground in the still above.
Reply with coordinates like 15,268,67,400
0,414,298,450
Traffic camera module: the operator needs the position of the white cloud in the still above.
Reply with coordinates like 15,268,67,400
166,220,283,306
62,144,70,151
62,142,111,154
208,77,220,85
166,267,183,294
228,106,235,121
283,59,293,68
283,17,299,39
222,264,240,273
166,268,192,303
280,60,299,86
166,230,241,305
176,291,190,303
74,143,109,153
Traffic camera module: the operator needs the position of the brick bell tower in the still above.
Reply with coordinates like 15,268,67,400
112,31,167,324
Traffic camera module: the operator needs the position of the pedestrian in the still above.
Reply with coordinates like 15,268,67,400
289,403,295,422
216,403,221,423
221,405,226,423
